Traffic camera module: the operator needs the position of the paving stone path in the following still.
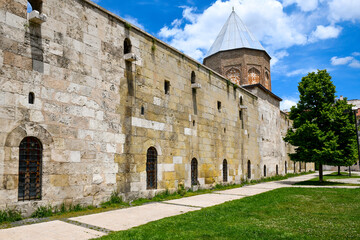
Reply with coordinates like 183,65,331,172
1,172,359,240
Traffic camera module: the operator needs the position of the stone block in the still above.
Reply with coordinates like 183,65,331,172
4,175,17,190
163,164,175,172
83,33,101,49
69,174,88,186
3,51,32,70
106,143,116,153
65,139,85,151
0,107,14,120
92,174,103,185
5,12,25,29
70,151,81,163
173,156,183,164
29,110,44,122
0,9,5,24
50,175,69,187
105,173,116,184
163,172,175,181
78,129,94,141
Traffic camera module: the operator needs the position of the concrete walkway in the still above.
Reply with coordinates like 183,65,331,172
1,172,358,240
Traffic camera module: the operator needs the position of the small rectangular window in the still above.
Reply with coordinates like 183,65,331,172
29,92,35,104
239,110,243,120
164,80,170,95
141,106,145,115
217,101,221,112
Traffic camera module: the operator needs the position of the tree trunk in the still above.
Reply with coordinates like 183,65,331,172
349,166,351,177
338,166,341,175
319,164,323,182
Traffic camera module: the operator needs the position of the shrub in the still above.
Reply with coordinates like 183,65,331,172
0,209,22,223
177,184,186,196
109,191,123,204
60,203,66,213
31,205,53,218
124,22,132,29
69,204,84,212
101,191,125,207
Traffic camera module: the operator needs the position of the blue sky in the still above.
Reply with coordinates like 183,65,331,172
92,0,360,110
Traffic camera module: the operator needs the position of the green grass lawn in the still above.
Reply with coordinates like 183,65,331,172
322,172,360,179
97,188,360,240
295,172,360,186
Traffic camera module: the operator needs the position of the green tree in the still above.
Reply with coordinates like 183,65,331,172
284,70,357,182
330,98,358,175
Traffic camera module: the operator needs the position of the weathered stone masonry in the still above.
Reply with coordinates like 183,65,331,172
0,0,314,214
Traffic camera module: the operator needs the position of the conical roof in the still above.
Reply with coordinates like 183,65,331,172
205,10,266,58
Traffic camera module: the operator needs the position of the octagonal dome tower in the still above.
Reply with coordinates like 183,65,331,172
203,9,272,91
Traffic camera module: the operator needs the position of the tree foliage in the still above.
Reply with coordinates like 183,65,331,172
284,70,357,180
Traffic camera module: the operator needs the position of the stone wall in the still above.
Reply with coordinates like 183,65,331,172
0,0,126,214
243,85,312,176
0,0,314,214
116,27,263,200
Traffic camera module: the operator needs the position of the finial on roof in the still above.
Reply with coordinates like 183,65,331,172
232,6,235,12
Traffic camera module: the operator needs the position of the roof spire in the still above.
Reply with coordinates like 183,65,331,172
205,10,266,58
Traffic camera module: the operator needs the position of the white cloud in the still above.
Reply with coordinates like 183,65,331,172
353,52,360,56
330,56,360,68
330,56,354,65
329,0,360,22
276,50,290,59
271,50,289,66
123,16,145,30
280,98,298,111
309,25,342,42
282,0,318,12
158,0,308,61
349,60,360,68
286,68,316,77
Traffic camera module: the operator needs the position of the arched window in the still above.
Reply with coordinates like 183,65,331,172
225,68,241,85
191,158,198,185
146,147,157,189
29,92,35,104
240,96,243,105
248,68,260,85
276,165,279,175
191,71,196,84
263,165,266,177
28,0,42,13
18,137,42,201
285,161,287,174
247,160,251,179
223,159,228,182
124,38,132,55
